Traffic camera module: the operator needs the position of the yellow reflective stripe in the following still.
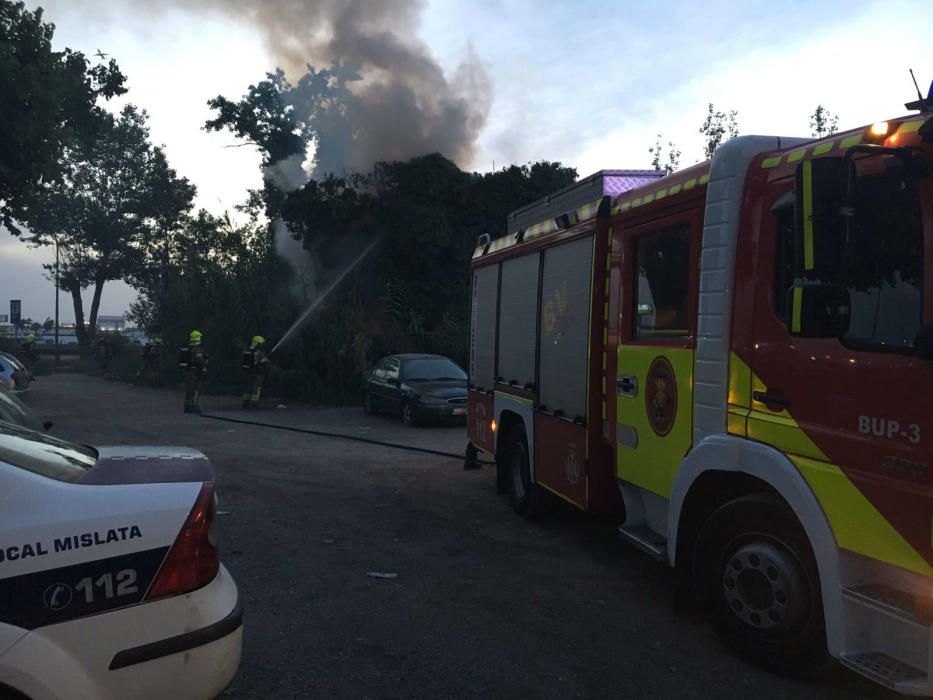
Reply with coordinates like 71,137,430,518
812,141,834,156
898,119,924,135
839,134,862,150
655,189,667,200
669,184,682,195
699,174,710,185
643,193,655,204
791,455,933,576
791,286,803,333
786,148,807,163
802,160,814,271
619,201,631,212
730,352,933,576
761,156,782,169
494,390,532,406
683,179,697,190
727,408,749,437
728,351,751,408
632,198,642,207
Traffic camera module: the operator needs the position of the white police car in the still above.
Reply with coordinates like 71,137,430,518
0,422,242,699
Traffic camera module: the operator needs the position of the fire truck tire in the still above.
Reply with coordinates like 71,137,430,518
505,424,550,518
363,392,377,415
694,492,826,673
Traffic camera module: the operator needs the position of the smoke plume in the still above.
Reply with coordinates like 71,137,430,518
106,0,492,175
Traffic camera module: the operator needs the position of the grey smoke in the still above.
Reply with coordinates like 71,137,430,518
79,0,493,176
212,0,492,174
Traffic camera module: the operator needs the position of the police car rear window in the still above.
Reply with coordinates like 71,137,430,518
0,422,96,482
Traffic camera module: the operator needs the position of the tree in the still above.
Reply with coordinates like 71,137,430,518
699,103,739,160
0,0,125,232
648,134,682,175
809,105,839,138
24,105,194,343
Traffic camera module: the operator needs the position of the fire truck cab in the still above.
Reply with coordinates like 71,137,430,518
468,115,933,693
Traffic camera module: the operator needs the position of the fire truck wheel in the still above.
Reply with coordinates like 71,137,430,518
363,392,377,415
694,493,826,673
505,424,549,518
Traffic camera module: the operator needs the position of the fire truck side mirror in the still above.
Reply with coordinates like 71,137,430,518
787,284,851,338
794,157,852,281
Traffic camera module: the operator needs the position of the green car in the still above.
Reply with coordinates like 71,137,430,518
362,354,468,426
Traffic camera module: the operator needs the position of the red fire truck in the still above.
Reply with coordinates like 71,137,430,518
467,109,933,692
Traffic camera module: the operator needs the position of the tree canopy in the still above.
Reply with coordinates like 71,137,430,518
0,0,125,232
24,105,194,342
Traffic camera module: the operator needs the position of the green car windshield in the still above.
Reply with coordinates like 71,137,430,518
402,358,467,382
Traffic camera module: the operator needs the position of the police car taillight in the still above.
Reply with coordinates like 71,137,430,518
146,482,219,601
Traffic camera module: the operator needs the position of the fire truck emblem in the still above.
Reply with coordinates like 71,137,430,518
564,442,580,485
475,403,487,443
543,282,569,344
645,356,677,437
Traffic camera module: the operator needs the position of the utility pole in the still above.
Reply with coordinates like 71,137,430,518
54,237,60,368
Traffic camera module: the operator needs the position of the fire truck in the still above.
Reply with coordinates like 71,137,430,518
467,104,933,693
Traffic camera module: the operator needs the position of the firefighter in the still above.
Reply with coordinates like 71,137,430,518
241,335,270,409
139,336,162,382
20,333,38,378
179,330,208,414
94,334,114,375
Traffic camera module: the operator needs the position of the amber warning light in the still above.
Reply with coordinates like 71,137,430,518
491,419,497,433
869,121,890,138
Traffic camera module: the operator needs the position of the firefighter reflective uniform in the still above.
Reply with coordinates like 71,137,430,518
241,335,270,409
179,330,208,414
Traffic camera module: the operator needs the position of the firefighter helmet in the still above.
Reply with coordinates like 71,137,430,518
251,335,265,347
190,330,203,342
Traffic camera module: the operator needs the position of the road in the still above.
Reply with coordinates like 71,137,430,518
24,374,893,699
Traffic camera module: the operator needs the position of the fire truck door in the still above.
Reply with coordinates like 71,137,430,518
746,169,933,575
615,217,698,498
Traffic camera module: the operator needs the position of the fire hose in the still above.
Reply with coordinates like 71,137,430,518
199,412,495,464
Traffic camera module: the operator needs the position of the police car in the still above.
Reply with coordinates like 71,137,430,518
0,422,242,699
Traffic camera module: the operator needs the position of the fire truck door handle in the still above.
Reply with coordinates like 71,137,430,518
752,391,791,408
617,375,637,397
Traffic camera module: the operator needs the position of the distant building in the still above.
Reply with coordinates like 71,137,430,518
97,316,126,331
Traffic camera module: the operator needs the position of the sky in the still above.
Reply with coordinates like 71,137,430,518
3,0,932,324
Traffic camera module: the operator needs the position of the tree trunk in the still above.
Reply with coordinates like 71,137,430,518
87,275,106,339
69,283,88,345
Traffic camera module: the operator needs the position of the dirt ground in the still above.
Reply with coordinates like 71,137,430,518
22,374,894,699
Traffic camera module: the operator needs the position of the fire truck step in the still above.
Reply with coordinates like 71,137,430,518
840,651,926,691
843,584,928,626
617,525,667,562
